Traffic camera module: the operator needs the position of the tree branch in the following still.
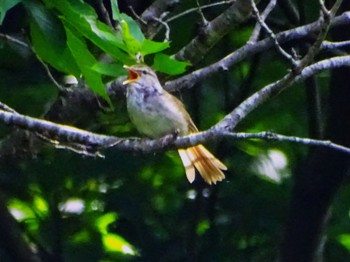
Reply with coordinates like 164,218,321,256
165,11,350,92
250,0,297,66
214,55,350,132
1,55,350,156
165,0,235,23
140,0,181,39
321,39,350,49
249,0,277,44
1,6,349,163
225,131,350,154
173,0,252,64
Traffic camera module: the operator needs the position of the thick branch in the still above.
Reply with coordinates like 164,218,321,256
173,0,252,64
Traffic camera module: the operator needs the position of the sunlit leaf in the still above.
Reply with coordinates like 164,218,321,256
91,62,125,77
96,212,118,235
110,0,145,56
119,13,144,43
110,0,121,21
102,233,137,255
153,53,191,75
141,39,170,56
33,195,49,216
43,0,132,64
338,234,350,250
7,199,35,221
120,20,141,56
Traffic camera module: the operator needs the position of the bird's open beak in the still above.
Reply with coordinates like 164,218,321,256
123,65,140,85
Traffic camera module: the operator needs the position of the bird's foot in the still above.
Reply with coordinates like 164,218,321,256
161,130,179,147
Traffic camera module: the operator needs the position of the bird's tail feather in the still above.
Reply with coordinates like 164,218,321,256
178,145,227,185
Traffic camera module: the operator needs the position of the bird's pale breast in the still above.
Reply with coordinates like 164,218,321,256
127,85,189,138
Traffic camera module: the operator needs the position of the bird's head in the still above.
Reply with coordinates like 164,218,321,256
123,64,159,88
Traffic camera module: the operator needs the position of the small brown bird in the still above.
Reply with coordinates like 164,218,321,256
123,64,227,184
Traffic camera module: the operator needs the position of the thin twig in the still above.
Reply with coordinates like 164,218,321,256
140,0,181,38
165,0,235,23
34,55,65,91
249,0,277,43
223,131,350,154
0,32,65,90
34,132,104,158
129,5,147,25
165,11,350,92
319,0,329,14
152,16,170,42
0,102,18,114
250,0,297,66
0,33,28,48
196,0,208,26
97,0,113,29
296,0,342,71
329,0,343,16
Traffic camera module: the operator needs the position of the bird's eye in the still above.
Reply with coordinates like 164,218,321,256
142,70,148,75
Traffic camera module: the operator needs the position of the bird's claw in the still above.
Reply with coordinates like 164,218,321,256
161,130,179,147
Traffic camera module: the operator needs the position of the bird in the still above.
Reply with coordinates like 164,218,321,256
123,64,227,185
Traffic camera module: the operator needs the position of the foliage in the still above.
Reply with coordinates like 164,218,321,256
20,0,188,104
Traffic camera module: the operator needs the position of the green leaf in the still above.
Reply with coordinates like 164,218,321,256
91,62,125,77
153,53,191,75
141,39,170,56
120,20,141,56
96,212,118,235
110,0,145,53
119,13,144,43
0,0,21,24
30,21,80,76
102,233,136,255
110,0,121,21
33,195,49,216
338,234,350,251
65,27,111,105
24,0,80,76
196,219,210,235
25,0,61,41
96,212,137,255
8,198,35,221
43,0,133,64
